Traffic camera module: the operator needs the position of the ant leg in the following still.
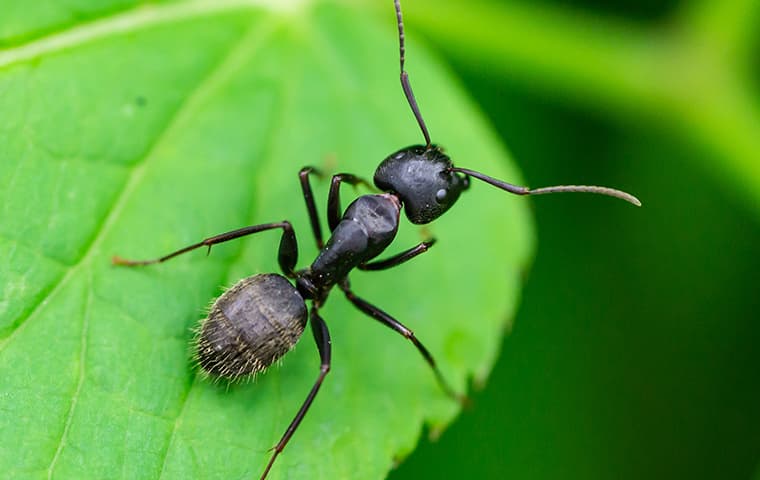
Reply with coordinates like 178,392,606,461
113,221,299,277
339,283,467,406
298,167,325,249
260,306,331,480
327,173,372,231
359,239,436,271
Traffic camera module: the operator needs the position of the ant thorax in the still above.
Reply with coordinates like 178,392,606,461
309,194,401,288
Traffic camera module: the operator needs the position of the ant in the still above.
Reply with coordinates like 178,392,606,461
113,0,640,478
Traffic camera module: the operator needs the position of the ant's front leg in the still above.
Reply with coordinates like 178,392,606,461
327,173,373,231
298,166,325,249
359,239,436,271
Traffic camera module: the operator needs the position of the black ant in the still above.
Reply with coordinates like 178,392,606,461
113,1,640,478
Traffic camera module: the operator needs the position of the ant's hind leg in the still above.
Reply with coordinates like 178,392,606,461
113,221,300,277
339,283,468,406
260,306,331,480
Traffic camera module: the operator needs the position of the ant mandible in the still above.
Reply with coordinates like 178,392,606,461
113,1,640,478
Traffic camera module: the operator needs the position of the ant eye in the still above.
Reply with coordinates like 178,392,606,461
435,189,448,203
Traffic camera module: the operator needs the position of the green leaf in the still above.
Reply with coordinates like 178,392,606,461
0,1,533,479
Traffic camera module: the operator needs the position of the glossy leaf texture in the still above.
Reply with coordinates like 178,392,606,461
0,1,533,479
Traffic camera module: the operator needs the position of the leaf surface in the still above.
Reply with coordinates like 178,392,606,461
0,2,533,479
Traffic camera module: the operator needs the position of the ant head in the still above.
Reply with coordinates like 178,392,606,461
385,1,641,217
374,145,470,224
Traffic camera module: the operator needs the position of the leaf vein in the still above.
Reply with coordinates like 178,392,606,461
0,0,293,71
0,12,263,355
0,234,70,268
46,273,93,479
153,20,283,479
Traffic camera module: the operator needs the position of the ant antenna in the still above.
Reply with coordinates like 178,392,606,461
449,167,642,206
395,0,432,147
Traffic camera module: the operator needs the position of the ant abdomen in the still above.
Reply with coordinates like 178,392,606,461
195,273,308,380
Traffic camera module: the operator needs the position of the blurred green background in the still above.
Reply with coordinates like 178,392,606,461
390,0,760,478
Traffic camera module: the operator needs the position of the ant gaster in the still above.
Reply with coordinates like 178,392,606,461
113,1,641,478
